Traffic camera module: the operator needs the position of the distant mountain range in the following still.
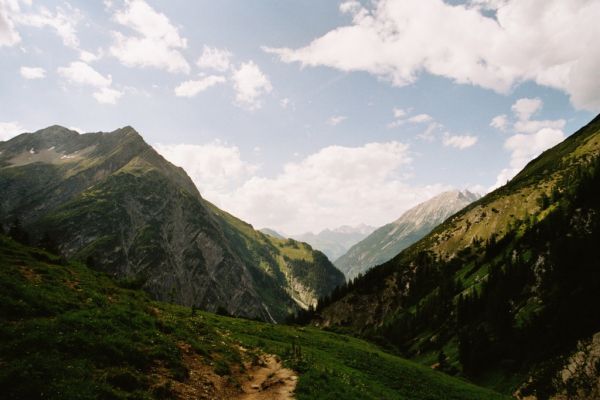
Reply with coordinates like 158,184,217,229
0,125,344,321
288,224,375,261
335,190,480,280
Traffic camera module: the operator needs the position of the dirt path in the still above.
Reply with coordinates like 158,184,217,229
156,343,297,400
238,354,297,400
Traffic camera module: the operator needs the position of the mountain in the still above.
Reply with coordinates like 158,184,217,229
335,190,480,280
291,224,375,261
0,125,344,322
0,234,508,399
258,227,285,239
313,115,600,398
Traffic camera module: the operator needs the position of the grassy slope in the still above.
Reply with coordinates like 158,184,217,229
316,115,600,395
0,235,506,400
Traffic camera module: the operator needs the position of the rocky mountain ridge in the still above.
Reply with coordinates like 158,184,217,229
0,125,344,321
335,190,480,280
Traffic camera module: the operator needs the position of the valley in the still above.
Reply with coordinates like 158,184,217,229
1,117,599,400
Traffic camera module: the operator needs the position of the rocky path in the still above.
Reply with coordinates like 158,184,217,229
238,354,297,400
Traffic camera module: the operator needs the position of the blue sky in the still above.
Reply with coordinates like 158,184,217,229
1,0,598,233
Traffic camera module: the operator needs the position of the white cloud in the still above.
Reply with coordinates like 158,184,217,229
490,114,508,131
280,97,291,109
174,75,226,97
158,139,448,233
492,97,565,188
58,61,111,87
17,3,82,48
79,49,101,63
339,0,363,15
232,61,272,110
265,0,600,111
20,66,45,79
196,45,232,72
442,133,478,149
221,141,447,233
393,107,408,119
155,141,259,196
408,113,433,124
417,122,442,142
93,87,123,104
110,0,189,73
327,115,347,126
0,0,21,46
387,120,405,129
0,121,24,141
58,61,123,105
511,97,542,121
513,118,565,135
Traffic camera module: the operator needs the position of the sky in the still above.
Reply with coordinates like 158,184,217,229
1,0,598,234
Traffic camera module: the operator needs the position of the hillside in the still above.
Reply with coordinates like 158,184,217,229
0,125,344,322
291,225,375,261
335,190,479,280
0,234,508,400
314,114,600,398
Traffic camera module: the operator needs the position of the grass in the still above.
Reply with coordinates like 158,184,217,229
0,235,508,399
198,312,508,399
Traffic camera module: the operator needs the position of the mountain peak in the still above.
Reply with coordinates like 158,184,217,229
335,189,479,279
33,125,80,138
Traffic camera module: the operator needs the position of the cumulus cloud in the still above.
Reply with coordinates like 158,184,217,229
154,141,259,197
492,97,566,188
0,121,24,141
110,0,189,73
280,98,292,109
196,45,232,72
418,122,442,142
158,139,448,233
58,61,123,105
0,0,21,46
327,115,347,126
58,61,111,87
408,114,433,124
393,108,408,119
388,109,430,128
232,61,272,110
16,3,82,48
265,0,600,111
93,87,123,104
512,97,542,121
20,66,45,79
1,0,82,48
174,75,226,97
442,133,478,149
490,114,508,131
79,49,102,63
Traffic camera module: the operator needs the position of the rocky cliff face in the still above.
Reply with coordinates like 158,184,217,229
335,190,479,280
0,125,344,321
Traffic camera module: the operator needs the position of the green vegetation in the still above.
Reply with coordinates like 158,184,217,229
0,125,344,322
0,234,507,399
312,115,600,397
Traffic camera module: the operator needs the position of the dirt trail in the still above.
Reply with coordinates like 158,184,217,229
238,354,297,400
154,343,297,400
